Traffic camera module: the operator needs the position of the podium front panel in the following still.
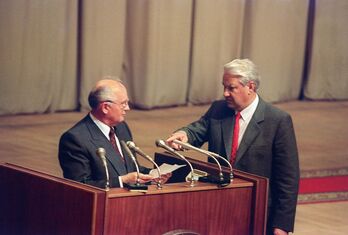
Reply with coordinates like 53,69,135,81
0,163,106,235
105,183,253,235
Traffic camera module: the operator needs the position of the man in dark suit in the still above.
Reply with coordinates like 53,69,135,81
167,59,299,235
59,78,167,188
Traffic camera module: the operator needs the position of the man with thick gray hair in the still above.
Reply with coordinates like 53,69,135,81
167,59,299,235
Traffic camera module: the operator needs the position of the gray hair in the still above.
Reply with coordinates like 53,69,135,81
223,59,260,90
88,76,123,109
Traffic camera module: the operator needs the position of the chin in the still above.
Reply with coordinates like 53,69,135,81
226,102,236,109
113,118,124,125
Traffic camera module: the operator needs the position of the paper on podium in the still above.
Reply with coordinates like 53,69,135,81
150,163,186,178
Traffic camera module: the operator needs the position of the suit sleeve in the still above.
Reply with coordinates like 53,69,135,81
271,114,300,232
179,105,216,147
181,117,209,147
58,131,121,188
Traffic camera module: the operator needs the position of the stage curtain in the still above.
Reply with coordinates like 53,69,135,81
241,0,309,103
0,0,347,115
0,0,78,114
79,0,127,110
304,0,348,100
187,0,245,104
122,0,192,109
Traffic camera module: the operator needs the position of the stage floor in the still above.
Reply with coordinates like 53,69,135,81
1,100,347,176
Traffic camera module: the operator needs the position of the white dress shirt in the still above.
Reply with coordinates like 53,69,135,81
89,113,125,187
89,113,124,158
237,94,259,146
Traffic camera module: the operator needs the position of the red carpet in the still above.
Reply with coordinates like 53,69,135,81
298,168,348,204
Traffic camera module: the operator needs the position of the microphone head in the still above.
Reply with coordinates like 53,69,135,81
96,147,106,156
120,140,136,161
126,141,136,149
155,139,175,153
155,139,166,147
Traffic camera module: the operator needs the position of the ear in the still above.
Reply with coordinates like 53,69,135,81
248,81,256,92
100,102,110,114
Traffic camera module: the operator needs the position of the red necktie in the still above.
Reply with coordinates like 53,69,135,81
230,112,241,165
109,127,124,161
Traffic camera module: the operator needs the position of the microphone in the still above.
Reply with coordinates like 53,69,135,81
127,141,163,189
120,140,148,191
203,150,234,181
173,140,232,186
155,139,196,187
96,148,110,190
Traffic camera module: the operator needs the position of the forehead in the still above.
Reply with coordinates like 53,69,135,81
114,86,128,100
222,73,241,85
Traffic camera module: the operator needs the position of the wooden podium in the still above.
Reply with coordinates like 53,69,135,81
0,154,268,235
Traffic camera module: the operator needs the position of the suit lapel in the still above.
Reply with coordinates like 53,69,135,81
85,116,128,176
114,127,134,172
222,116,234,159
234,99,266,164
234,119,261,164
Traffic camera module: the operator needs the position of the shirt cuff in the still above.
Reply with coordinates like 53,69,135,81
118,176,124,188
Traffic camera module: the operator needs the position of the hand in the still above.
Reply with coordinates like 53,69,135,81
273,228,288,235
121,172,154,184
154,172,172,184
166,131,188,150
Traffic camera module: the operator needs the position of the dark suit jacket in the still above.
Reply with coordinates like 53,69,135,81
58,115,150,188
181,98,299,233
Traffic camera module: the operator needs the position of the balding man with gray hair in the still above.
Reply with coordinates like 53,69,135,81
59,77,171,188
167,59,299,235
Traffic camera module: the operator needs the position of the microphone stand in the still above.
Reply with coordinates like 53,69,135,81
203,150,234,181
126,141,163,189
120,141,148,191
173,140,231,187
155,139,196,187
96,148,110,191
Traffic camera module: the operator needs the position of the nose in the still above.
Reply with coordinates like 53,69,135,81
223,90,230,97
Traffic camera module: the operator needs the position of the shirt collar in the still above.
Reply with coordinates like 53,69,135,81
89,113,112,139
239,94,259,121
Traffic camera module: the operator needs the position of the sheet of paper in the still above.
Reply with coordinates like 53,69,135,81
150,163,186,178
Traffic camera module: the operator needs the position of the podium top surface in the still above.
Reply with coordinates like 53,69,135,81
107,178,253,198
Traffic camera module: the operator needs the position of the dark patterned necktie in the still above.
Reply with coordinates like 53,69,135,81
109,127,124,161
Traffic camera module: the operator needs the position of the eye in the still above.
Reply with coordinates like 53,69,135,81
224,85,235,92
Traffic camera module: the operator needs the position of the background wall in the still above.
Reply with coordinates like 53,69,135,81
0,0,347,115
